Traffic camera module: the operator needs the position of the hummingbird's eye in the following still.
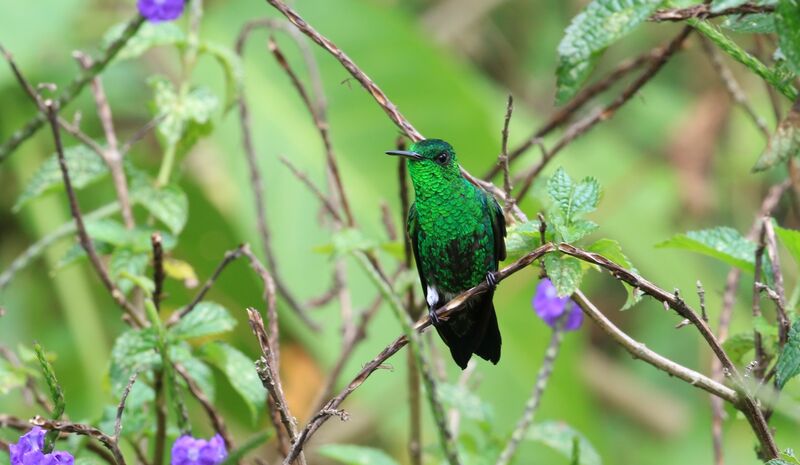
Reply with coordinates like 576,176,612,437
435,152,449,164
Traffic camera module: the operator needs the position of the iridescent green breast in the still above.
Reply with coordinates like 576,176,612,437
413,179,498,294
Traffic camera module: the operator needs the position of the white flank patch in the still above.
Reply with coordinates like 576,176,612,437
426,285,439,308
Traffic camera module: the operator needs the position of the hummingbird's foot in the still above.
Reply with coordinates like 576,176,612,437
428,306,442,326
485,271,498,290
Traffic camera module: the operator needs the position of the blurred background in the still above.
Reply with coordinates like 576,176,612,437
0,1,797,464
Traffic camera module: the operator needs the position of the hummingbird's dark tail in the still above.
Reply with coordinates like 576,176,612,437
436,297,502,369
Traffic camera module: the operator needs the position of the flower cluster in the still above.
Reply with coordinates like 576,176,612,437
9,428,74,465
171,434,227,465
137,0,186,23
532,278,583,331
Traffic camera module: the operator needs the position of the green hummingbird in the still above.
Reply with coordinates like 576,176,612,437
387,139,506,369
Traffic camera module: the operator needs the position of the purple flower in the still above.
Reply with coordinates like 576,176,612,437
9,427,74,465
137,0,185,22
171,434,227,465
532,278,583,331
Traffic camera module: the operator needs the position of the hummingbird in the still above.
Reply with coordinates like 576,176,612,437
387,139,506,369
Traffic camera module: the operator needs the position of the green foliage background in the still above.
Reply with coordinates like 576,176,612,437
0,1,798,464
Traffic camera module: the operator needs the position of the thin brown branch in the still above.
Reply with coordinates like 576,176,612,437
267,35,355,228
242,246,284,366
762,219,790,345
248,309,308,465
44,101,144,328
114,372,138,440
0,15,145,162
31,416,127,465
556,243,778,459
515,26,693,200
753,222,770,380
151,233,165,310
498,95,515,218
650,3,774,22
167,245,246,326
487,49,657,180
279,156,344,223
173,363,233,450
699,36,770,138
495,322,564,465
75,52,135,229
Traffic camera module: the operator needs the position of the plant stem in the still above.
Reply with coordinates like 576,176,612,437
690,19,798,101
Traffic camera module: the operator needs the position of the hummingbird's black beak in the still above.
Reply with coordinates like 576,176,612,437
385,150,422,160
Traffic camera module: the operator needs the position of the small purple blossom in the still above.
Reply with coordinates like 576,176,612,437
532,278,583,331
9,427,74,465
137,0,185,22
171,434,227,465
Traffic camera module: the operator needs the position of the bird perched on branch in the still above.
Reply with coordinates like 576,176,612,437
387,139,506,369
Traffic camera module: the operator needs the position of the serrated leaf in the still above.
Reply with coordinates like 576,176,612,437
526,421,602,465
776,0,800,75
199,41,244,111
753,106,800,171
109,328,160,392
656,227,756,273
180,356,216,401
132,182,189,235
571,177,601,216
722,13,776,33
317,445,401,465
505,220,544,259
556,0,664,104
547,168,602,243
723,332,755,364
548,167,574,213
14,145,108,211
586,238,642,309
149,77,219,146
110,248,149,295
56,241,114,270
544,253,583,297
103,21,186,61
170,302,236,340
563,219,599,243
767,460,792,465
199,342,264,423
776,318,800,388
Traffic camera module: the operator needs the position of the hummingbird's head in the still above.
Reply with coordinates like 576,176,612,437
385,139,461,185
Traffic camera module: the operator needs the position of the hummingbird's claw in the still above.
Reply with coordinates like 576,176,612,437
428,306,442,326
486,271,498,290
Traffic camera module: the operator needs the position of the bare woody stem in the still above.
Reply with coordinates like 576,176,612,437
44,101,145,328
0,15,145,162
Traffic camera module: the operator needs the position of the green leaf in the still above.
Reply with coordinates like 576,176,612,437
656,227,756,273
110,248,149,295
109,328,160,392
14,145,108,211
438,383,493,431
776,318,800,388
526,421,602,465
505,219,544,259
768,460,793,465
103,21,186,61
722,332,755,364
0,358,27,395
544,253,583,297
199,342,264,423
586,238,642,309
753,107,800,171
317,445,401,465
776,0,800,75
199,41,244,111
218,431,274,465
34,342,64,419
164,258,199,288
546,168,602,243
132,182,189,235
556,0,664,103
150,77,219,146
178,355,216,401
170,302,237,340
722,13,776,33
